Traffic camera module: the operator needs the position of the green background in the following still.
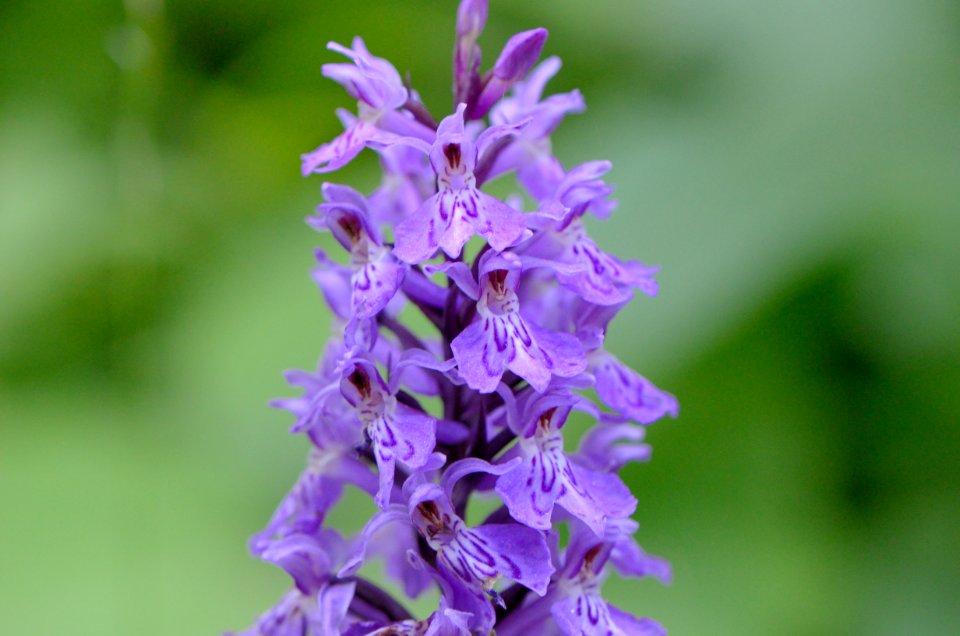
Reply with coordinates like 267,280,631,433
1,0,958,633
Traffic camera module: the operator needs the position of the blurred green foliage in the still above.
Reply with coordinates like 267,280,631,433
1,0,958,634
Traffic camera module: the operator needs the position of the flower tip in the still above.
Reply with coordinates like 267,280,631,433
494,28,549,81
457,0,488,36
325,39,350,57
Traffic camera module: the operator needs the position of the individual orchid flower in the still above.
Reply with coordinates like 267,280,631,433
308,183,405,320
269,339,365,450
230,523,358,635
496,521,669,636
591,350,679,425
391,104,528,263
493,387,636,534
547,520,669,636
447,250,586,393
249,450,376,562
574,301,679,425
548,544,666,636
301,38,432,175
339,358,437,507
341,457,555,631
516,162,658,306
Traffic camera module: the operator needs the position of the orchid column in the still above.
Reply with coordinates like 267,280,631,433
229,2,677,634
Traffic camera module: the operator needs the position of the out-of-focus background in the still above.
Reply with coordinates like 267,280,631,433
1,0,958,633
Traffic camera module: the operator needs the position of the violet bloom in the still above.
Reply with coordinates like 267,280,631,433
339,358,437,507
575,301,679,425
391,104,528,263
342,458,555,631
494,388,636,534
302,38,431,175
514,162,657,306
231,2,678,633
448,250,586,393
309,183,405,320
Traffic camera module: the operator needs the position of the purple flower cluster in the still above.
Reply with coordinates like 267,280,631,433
230,3,677,634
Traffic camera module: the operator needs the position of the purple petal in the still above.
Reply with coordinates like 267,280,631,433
475,191,527,251
393,404,437,469
352,258,405,318
393,194,442,263
518,154,566,201
524,321,588,381
323,38,407,110
577,423,652,471
258,533,334,594
339,507,411,577
550,589,617,636
466,522,554,595
371,404,436,507
608,605,667,636
450,319,505,393
312,251,354,320
606,520,672,584
229,590,307,636
316,580,356,636
592,352,678,425
301,121,375,176
456,0,487,38
494,457,558,530
442,456,521,502
424,261,480,300
564,462,637,531
472,28,549,118
436,190,483,258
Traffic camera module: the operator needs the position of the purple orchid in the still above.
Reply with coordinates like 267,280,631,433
309,183,405,320
340,457,555,631
301,38,432,176
494,388,636,534
339,358,437,507
391,104,528,263
231,2,678,634
517,163,659,306
545,520,669,636
453,0,488,106
449,250,587,393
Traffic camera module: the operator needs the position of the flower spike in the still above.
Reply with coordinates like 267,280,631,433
230,4,677,635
